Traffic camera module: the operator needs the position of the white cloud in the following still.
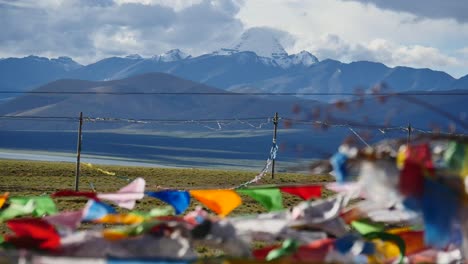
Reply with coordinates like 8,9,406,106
237,0,468,77
0,0,467,77
113,0,203,10
340,0,468,23
0,0,244,63
311,35,459,70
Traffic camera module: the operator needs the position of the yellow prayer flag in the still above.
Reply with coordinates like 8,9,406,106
102,230,128,240
95,214,144,225
189,189,241,217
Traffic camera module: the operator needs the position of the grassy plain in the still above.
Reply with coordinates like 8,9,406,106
0,159,333,230
0,159,334,258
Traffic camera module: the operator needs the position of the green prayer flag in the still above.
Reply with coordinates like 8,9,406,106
131,206,175,218
9,197,57,217
0,200,35,221
237,188,283,211
444,142,468,175
266,239,299,261
351,220,385,235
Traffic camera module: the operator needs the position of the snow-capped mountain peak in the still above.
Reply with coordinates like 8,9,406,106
289,51,319,66
154,49,191,62
213,28,318,68
231,28,288,59
50,56,83,71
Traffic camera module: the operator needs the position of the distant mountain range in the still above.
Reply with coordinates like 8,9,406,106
1,28,466,102
0,72,466,133
0,72,321,131
0,71,466,169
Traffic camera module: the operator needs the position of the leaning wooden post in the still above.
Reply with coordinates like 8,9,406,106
271,112,279,179
75,112,83,191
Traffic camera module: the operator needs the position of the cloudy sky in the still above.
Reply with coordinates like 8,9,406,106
1,0,467,77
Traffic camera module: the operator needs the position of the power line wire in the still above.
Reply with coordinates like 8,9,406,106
0,91,467,96
1,115,467,136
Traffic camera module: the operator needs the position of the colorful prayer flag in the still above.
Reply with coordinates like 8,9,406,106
237,188,283,211
189,190,241,216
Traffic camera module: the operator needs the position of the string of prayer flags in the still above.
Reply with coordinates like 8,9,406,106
97,177,145,209
279,185,322,200
83,162,116,176
237,188,283,212
189,190,241,217
146,190,191,215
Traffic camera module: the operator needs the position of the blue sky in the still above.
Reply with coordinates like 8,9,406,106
1,0,467,77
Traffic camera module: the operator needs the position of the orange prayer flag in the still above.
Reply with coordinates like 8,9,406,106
0,192,9,209
189,189,241,216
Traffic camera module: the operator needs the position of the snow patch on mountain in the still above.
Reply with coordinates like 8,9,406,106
275,51,319,68
214,28,318,69
23,55,82,71
125,54,143,60
232,28,288,59
51,56,83,71
154,49,191,62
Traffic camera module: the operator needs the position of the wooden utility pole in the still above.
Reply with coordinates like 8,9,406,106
271,112,279,179
75,112,83,191
407,123,412,146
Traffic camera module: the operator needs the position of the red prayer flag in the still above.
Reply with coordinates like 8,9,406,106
399,144,434,197
279,185,322,200
52,190,98,200
253,238,334,261
6,218,60,250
